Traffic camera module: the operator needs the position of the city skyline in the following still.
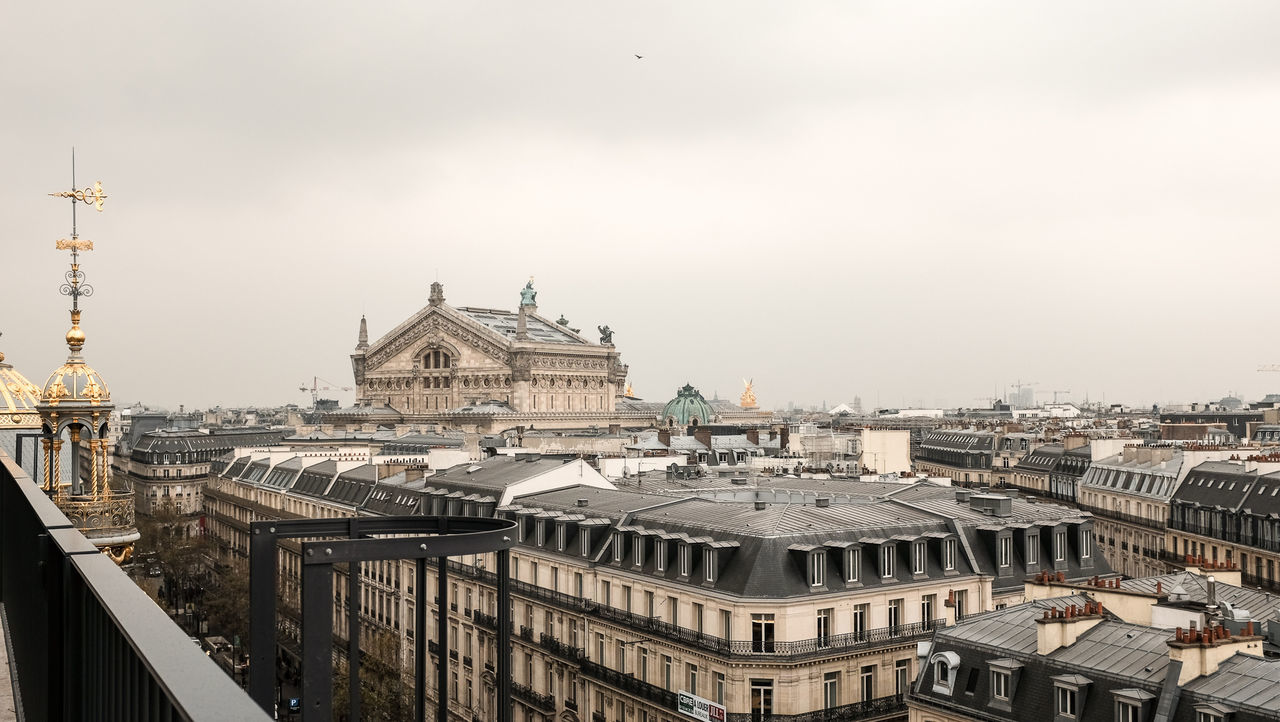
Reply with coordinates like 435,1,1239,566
5,1,1280,410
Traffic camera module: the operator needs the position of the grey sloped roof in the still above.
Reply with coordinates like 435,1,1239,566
1173,461,1261,510
940,595,1093,655
1050,622,1170,684
1014,443,1065,472
326,464,378,506
510,486,679,516
425,456,571,494
1123,572,1280,617
454,306,585,344
292,459,338,497
262,456,304,489
362,485,421,515
1181,654,1280,715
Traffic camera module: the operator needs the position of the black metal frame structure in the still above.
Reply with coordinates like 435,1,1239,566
248,516,516,722
1,452,266,721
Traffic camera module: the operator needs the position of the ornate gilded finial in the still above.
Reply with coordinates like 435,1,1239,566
0,331,5,365
49,149,104,357
740,378,758,409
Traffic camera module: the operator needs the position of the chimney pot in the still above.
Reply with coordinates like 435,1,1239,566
1176,627,1183,642
1156,581,1163,595
1247,621,1255,636
1057,571,1065,582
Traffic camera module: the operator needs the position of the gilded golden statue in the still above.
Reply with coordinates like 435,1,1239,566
740,378,758,409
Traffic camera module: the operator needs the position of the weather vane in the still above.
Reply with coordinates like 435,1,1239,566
48,149,105,313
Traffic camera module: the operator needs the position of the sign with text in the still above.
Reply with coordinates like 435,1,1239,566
678,691,726,722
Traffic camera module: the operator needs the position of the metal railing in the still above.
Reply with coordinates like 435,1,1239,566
1,451,267,721
1076,502,1167,531
511,681,556,712
442,560,937,660
578,658,679,709
725,694,906,722
1169,521,1241,543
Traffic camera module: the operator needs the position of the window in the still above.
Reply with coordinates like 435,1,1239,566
1058,688,1077,717
622,585,632,612
1081,528,1092,559
846,547,861,582
823,672,840,710
1055,530,1067,562
992,671,1010,700
852,604,869,637
816,608,832,647
557,523,566,551
881,544,895,578
687,663,698,694
913,541,926,574
634,536,645,565
581,528,591,557
751,680,773,718
999,536,1012,567
929,651,960,694
895,659,910,696
703,548,716,582
921,595,936,627
751,614,775,653
662,655,673,690
721,609,732,639
639,647,649,682
714,672,725,705
656,540,666,572
1027,534,1040,565
613,533,624,562
943,538,956,570
810,551,826,586
601,580,611,606
693,603,704,633
679,544,691,576
1116,702,1139,722
616,641,626,674
860,665,875,701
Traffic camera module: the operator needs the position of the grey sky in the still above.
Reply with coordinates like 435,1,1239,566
4,2,1279,411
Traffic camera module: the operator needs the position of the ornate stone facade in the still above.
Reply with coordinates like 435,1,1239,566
343,282,631,431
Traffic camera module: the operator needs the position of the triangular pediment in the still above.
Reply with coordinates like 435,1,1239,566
364,305,512,370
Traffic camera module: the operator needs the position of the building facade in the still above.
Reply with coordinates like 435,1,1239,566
204,451,1106,722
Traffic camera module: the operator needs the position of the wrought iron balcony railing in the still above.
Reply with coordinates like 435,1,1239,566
725,694,906,722
1,452,267,721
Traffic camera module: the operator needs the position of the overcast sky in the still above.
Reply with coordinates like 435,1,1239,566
4,2,1280,412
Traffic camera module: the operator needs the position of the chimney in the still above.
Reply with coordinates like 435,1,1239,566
1168,622,1265,684
746,429,760,445
657,429,671,447
1063,433,1087,451
694,427,713,448
1036,603,1105,655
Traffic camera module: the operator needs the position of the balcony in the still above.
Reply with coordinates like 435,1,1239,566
1,451,267,720
538,632,585,661
725,694,906,722
440,560,936,661
578,658,678,710
511,681,556,713
1076,502,1167,531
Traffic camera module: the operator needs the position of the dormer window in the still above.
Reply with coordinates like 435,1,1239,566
556,523,566,551
1052,674,1092,722
703,548,716,583
580,528,592,557
656,540,667,572
1080,528,1092,559
536,519,546,547
1112,689,1154,722
633,537,645,566
845,547,861,583
943,538,956,571
1055,530,1067,562
679,544,691,577
809,551,827,587
913,541,927,575
929,651,960,695
998,536,1012,568
880,544,896,579
1027,534,1040,565
988,658,1024,713
612,533,624,562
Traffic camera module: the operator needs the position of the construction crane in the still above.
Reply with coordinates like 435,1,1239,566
299,376,352,407
1051,389,1071,404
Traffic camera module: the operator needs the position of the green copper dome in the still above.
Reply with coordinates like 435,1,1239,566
661,384,715,427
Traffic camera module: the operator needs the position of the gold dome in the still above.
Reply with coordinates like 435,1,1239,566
0,354,43,428
41,360,110,407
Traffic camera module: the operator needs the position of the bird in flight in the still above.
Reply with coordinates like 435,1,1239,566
635,54,643,59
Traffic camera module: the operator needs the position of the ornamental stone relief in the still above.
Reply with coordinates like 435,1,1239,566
367,313,511,369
